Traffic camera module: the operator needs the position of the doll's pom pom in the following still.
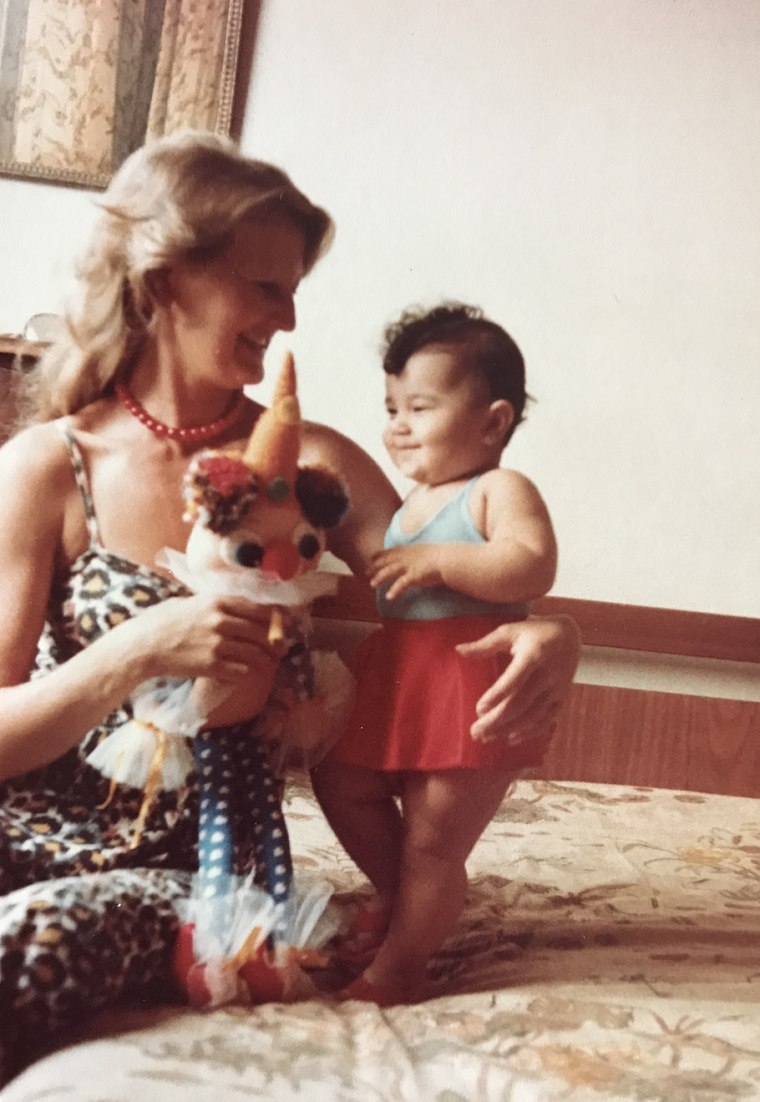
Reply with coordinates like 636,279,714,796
183,450,258,534
202,454,255,495
295,466,349,530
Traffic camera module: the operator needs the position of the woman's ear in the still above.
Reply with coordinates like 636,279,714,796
144,268,171,307
484,399,515,445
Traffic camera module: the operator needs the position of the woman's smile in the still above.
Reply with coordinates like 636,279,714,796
162,216,306,391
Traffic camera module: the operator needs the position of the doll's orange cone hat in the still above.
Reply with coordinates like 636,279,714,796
242,351,301,496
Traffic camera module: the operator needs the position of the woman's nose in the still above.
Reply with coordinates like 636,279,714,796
275,294,296,332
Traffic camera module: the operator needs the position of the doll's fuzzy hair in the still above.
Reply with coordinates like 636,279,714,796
183,451,348,536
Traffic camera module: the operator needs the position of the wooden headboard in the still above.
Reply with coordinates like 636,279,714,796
0,335,45,443
314,578,760,799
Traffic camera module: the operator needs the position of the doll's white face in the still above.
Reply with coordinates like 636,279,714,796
186,498,326,581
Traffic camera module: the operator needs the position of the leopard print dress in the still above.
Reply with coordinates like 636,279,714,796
0,426,295,1084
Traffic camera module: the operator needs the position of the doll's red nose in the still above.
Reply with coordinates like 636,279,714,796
261,542,300,580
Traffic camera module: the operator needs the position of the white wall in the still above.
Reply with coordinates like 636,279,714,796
0,176,97,323
1,0,759,616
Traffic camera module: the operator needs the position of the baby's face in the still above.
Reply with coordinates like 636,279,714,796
382,347,498,486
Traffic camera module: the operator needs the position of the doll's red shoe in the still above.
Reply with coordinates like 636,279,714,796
172,921,196,990
171,922,213,1006
174,923,283,1006
333,903,390,968
239,945,288,1004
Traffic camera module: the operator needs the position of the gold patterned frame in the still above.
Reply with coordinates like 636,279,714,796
0,0,244,189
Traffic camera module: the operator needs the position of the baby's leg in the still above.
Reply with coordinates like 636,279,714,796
364,768,513,996
311,758,403,909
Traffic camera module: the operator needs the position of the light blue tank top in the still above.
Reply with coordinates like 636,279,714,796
377,476,530,622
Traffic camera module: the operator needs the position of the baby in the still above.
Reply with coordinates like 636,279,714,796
313,302,557,1004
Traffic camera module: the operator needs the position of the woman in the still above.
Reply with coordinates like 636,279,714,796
0,131,579,1081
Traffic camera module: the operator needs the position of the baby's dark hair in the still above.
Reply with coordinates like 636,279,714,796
381,302,529,444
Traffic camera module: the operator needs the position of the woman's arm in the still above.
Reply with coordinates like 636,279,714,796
457,614,581,742
369,469,557,603
300,421,401,575
0,427,278,780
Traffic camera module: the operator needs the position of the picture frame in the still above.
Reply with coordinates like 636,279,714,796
0,0,245,190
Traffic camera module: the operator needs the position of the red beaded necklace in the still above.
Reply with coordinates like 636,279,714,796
115,383,245,444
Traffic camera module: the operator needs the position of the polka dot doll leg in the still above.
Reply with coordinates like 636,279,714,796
195,723,293,936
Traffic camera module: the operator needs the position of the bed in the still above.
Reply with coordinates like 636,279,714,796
2,579,760,1101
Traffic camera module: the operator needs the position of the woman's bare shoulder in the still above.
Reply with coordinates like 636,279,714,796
0,420,73,493
3,420,88,554
299,420,400,573
300,419,397,502
300,419,371,467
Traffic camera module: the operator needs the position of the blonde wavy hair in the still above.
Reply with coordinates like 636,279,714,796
22,131,333,425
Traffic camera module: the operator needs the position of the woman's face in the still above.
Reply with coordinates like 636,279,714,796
160,214,307,389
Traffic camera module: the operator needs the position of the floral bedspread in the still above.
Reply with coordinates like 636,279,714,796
4,776,760,1101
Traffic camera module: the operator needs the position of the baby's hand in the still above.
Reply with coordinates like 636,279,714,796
369,545,443,600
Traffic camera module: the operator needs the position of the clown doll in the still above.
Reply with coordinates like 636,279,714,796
87,353,353,1005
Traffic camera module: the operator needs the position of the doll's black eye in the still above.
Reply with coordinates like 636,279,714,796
297,533,321,560
233,541,264,568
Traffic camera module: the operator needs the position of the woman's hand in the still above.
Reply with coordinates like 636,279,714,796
0,592,283,781
127,592,280,688
127,593,283,726
456,615,581,743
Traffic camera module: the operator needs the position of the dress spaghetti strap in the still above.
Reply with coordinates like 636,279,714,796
56,422,101,547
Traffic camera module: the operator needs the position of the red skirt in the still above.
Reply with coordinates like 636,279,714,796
328,616,552,773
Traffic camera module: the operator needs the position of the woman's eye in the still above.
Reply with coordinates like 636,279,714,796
222,538,264,568
236,272,277,296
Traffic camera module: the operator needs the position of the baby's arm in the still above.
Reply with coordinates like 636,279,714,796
370,469,557,604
